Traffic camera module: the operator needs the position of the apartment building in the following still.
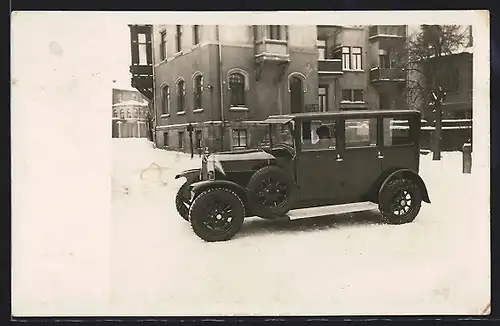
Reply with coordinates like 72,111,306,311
111,88,150,138
128,24,407,152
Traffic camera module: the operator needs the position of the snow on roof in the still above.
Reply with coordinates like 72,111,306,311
113,99,149,107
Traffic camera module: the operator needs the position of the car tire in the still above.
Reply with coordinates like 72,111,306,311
246,165,297,219
379,178,422,225
188,187,245,242
175,181,191,221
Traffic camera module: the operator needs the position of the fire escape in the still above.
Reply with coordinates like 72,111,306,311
128,24,153,102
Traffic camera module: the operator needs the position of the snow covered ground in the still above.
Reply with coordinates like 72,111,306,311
110,138,490,316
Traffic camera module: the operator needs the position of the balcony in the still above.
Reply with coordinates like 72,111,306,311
129,65,153,101
129,24,153,101
369,25,406,40
255,40,289,62
318,59,343,75
369,67,406,83
254,39,290,81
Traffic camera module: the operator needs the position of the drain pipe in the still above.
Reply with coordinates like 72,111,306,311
217,25,225,151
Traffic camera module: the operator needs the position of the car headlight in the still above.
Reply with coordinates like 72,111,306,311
207,157,215,180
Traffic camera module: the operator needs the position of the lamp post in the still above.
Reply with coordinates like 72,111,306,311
430,86,446,161
187,122,194,159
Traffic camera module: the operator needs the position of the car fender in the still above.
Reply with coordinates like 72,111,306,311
189,180,249,207
379,169,430,203
174,168,200,182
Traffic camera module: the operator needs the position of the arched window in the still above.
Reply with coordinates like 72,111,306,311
113,109,118,118
134,108,139,118
229,73,245,107
127,110,132,118
176,79,186,112
119,109,125,119
161,85,170,115
193,73,203,110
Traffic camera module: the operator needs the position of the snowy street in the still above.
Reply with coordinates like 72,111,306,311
110,138,489,316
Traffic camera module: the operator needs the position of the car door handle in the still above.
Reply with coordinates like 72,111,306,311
336,154,343,162
377,151,384,159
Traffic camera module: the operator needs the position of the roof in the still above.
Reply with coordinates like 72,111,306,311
266,110,421,121
112,100,149,107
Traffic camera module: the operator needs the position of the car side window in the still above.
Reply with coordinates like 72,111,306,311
301,119,337,151
345,118,377,148
383,118,414,146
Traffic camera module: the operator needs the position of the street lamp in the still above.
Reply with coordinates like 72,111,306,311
187,122,194,159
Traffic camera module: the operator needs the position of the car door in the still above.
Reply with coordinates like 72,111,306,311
296,118,344,204
379,115,420,173
338,117,383,202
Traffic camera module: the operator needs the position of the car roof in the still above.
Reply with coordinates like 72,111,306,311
267,109,421,121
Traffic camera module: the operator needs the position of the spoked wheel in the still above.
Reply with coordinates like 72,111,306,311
188,188,245,242
379,178,422,225
203,201,237,235
175,182,192,221
255,177,289,209
246,166,297,218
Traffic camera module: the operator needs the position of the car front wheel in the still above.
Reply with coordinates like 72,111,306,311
175,180,197,221
379,178,422,225
188,188,245,242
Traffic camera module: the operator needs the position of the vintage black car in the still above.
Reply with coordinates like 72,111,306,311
175,110,431,242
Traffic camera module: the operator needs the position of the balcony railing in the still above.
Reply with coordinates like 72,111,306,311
318,59,343,75
369,67,405,82
255,39,289,62
369,25,406,39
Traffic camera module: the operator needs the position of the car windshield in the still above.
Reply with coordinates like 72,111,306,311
253,122,295,149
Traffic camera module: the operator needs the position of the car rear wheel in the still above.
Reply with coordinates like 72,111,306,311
246,166,297,219
188,188,245,242
379,178,422,224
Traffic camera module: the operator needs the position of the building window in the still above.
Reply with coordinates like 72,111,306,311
127,110,132,119
118,93,124,101
342,46,351,70
161,85,170,115
193,25,200,45
175,25,182,53
138,33,148,65
267,25,282,40
229,73,246,107
195,130,202,149
352,47,362,70
318,85,328,112
178,131,184,149
379,54,389,68
176,79,186,112
119,109,125,119
317,40,326,60
160,31,167,61
232,129,247,148
193,74,203,110
113,109,118,118
345,119,377,148
342,89,364,103
353,89,364,102
164,132,169,148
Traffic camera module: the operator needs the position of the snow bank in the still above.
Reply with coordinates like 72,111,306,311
111,140,490,316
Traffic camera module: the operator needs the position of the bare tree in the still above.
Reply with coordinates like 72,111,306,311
401,25,470,160
403,25,470,117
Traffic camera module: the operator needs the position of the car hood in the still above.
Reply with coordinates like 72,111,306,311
211,149,276,173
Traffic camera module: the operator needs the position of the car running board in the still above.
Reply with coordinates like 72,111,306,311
285,201,379,221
